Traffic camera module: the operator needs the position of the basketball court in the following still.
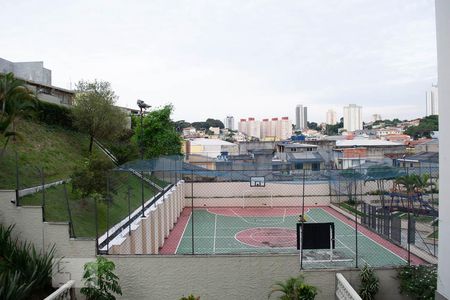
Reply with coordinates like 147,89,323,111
161,206,424,268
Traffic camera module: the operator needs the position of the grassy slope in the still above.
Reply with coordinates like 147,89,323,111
0,118,95,189
20,174,157,237
1,118,163,237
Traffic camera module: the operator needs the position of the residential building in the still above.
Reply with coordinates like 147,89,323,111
0,57,74,106
239,117,291,141
182,127,197,137
295,105,308,130
343,104,363,132
237,119,247,135
426,84,439,116
326,109,337,125
275,143,325,171
185,138,238,159
224,116,235,130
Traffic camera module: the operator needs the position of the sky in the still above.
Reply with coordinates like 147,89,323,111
0,0,437,124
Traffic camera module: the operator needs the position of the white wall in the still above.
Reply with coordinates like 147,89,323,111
436,0,450,299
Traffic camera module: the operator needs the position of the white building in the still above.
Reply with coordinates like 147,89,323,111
326,109,337,125
225,116,235,130
426,84,439,116
343,104,363,132
295,105,308,130
436,1,450,298
237,118,260,139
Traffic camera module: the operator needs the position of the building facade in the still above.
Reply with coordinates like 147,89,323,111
326,109,337,125
295,105,308,130
343,104,363,132
426,84,439,116
225,116,235,130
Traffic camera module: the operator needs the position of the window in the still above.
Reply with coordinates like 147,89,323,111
295,162,303,169
312,163,320,171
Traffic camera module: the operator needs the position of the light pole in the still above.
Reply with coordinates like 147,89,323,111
137,99,151,218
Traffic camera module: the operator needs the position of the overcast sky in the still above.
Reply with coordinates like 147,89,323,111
0,0,437,123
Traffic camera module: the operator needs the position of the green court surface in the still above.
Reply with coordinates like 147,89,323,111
176,207,407,268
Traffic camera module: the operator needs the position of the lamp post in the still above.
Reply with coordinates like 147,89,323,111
137,99,151,218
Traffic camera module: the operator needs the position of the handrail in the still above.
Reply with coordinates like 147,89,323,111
44,280,75,300
335,273,361,300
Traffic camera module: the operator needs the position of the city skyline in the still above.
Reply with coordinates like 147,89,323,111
0,0,437,123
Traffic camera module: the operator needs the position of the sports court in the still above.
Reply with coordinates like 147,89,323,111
161,206,424,268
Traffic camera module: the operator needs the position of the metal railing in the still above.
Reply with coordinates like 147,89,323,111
44,280,75,300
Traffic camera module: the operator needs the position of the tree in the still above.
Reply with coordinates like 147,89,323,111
71,155,115,200
72,80,127,153
134,104,182,159
307,122,320,131
404,115,438,139
81,257,122,300
0,73,37,155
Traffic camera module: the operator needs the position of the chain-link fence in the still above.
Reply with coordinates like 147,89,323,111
2,151,439,269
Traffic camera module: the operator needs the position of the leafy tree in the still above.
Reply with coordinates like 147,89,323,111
0,73,37,155
72,80,127,153
398,265,437,300
71,155,115,199
365,165,402,207
205,118,224,129
174,120,192,132
324,119,343,135
404,115,438,139
81,257,122,300
134,104,182,158
307,122,320,131
190,121,208,131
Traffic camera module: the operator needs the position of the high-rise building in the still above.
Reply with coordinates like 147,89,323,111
225,116,235,130
343,104,363,132
279,117,292,140
326,109,337,125
246,117,261,139
426,84,439,116
295,105,308,130
238,119,247,134
372,114,382,122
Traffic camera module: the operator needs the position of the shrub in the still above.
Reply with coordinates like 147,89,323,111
398,265,437,300
180,295,200,300
359,264,379,300
0,224,55,300
36,100,73,129
81,257,122,300
269,275,317,300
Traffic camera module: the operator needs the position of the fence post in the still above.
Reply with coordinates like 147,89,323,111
94,195,99,255
63,182,75,238
191,170,195,255
41,167,46,222
15,150,19,206
128,185,132,235
354,169,358,268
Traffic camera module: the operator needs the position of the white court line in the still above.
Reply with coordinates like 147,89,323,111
213,214,217,254
323,208,408,263
282,208,287,222
229,208,285,225
175,211,192,254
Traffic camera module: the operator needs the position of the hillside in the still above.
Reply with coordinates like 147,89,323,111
0,118,101,189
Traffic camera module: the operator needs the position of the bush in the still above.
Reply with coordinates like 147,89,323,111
269,275,317,300
81,257,122,300
398,265,437,300
180,295,200,300
359,265,379,300
71,155,115,199
0,224,55,300
36,100,74,129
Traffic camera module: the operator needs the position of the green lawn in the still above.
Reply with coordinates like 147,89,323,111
0,118,103,189
20,174,158,237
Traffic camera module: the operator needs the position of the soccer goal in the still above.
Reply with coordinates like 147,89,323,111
241,189,274,208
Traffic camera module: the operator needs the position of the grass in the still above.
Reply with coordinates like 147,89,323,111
339,202,366,217
0,118,103,189
398,213,436,223
20,174,158,237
